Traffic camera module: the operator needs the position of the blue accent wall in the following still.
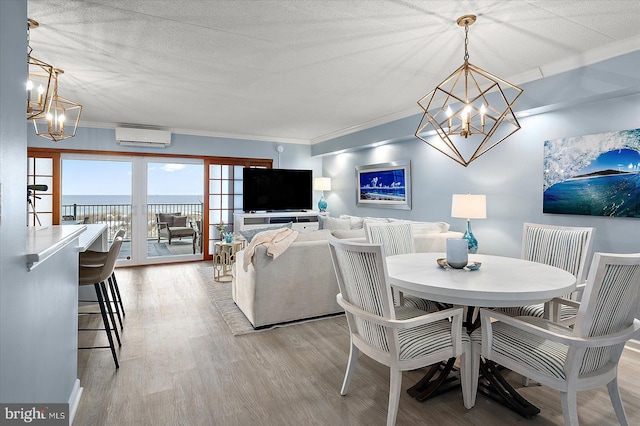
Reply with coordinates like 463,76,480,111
317,91,640,259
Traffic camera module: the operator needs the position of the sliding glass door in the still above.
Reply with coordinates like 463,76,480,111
41,150,271,266
61,154,204,265
61,155,135,266
145,159,204,262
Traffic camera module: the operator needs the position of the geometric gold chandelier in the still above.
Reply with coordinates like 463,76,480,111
26,19,82,142
32,69,83,142
415,15,523,167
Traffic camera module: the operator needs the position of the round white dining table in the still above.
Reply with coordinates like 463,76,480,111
386,252,577,308
386,252,577,418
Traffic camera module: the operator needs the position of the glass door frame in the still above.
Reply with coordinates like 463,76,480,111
138,156,205,265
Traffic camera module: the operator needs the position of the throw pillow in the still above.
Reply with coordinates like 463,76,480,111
173,215,188,227
158,213,175,226
238,222,293,243
318,216,351,231
338,214,365,229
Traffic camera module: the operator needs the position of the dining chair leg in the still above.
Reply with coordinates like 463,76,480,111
387,368,402,426
459,351,474,409
100,280,121,347
560,391,579,426
340,342,359,395
469,349,480,408
607,378,630,426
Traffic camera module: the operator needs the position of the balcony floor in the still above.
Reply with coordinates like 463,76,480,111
118,238,202,260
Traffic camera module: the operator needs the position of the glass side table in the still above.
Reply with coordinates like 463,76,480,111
213,240,244,282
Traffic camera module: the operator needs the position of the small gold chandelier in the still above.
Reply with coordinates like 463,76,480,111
415,15,523,167
33,69,83,142
26,19,54,120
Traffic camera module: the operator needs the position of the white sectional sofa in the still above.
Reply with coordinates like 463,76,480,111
232,216,463,328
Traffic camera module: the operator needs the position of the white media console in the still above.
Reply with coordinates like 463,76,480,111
234,211,328,233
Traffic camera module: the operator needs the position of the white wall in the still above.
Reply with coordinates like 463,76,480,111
320,92,640,259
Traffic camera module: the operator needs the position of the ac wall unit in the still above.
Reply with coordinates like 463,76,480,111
115,127,172,147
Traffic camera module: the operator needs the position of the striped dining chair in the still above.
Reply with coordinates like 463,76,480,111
364,222,440,312
327,235,472,426
471,252,640,425
499,223,594,325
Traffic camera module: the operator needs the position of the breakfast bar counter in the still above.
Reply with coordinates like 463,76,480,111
26,225,86,271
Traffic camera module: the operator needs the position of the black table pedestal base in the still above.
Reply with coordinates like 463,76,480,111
406,358,460,401
478,359,540,419
406,357,541,419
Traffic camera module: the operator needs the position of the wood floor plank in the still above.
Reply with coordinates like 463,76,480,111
73,262,640,425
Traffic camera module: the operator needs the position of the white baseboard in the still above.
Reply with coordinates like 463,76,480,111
68,379,83,425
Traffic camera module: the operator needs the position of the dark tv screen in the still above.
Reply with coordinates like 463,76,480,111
242,168,313,212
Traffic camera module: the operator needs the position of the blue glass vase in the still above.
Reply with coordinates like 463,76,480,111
318,193,327,212
463,220,478,254
223,232,234,243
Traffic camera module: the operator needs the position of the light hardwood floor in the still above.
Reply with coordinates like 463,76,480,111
74,261,640,425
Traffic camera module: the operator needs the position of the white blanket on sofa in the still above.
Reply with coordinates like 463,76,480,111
242,227,299,271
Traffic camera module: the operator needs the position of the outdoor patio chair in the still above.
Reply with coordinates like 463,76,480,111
156,212,196,252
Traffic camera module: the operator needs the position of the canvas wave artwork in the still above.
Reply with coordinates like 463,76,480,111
543,128,640,217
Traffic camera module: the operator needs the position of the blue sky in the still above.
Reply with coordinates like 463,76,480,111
577,148,640,175
62,160,204,195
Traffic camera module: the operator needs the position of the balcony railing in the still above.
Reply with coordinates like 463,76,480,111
62,203,203,241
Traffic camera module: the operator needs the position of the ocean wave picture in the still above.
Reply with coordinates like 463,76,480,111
543,129,640,217
356,161,411,209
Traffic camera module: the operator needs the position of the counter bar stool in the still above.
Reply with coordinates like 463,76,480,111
80,228,126,330
78,236,123,369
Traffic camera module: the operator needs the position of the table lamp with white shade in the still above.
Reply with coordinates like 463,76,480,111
451,194,486,254
313,177,331,212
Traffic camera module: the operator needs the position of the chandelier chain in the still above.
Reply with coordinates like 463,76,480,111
464,24,469,63
27,22,33,56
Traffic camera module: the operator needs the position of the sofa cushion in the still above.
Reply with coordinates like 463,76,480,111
158,212,181,227
295,229,332,242
362,217,391,228
238,222,293,242
338,214,365,229
173,215,188,227
158,213,174,226
318,216,351,231
331,229,366,239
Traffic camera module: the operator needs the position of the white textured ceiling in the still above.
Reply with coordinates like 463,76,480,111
26,0,640,144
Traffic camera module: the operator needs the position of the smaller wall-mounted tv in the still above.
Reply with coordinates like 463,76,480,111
242,168,313,212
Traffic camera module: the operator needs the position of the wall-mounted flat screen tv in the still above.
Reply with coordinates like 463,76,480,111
242,168,313,212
